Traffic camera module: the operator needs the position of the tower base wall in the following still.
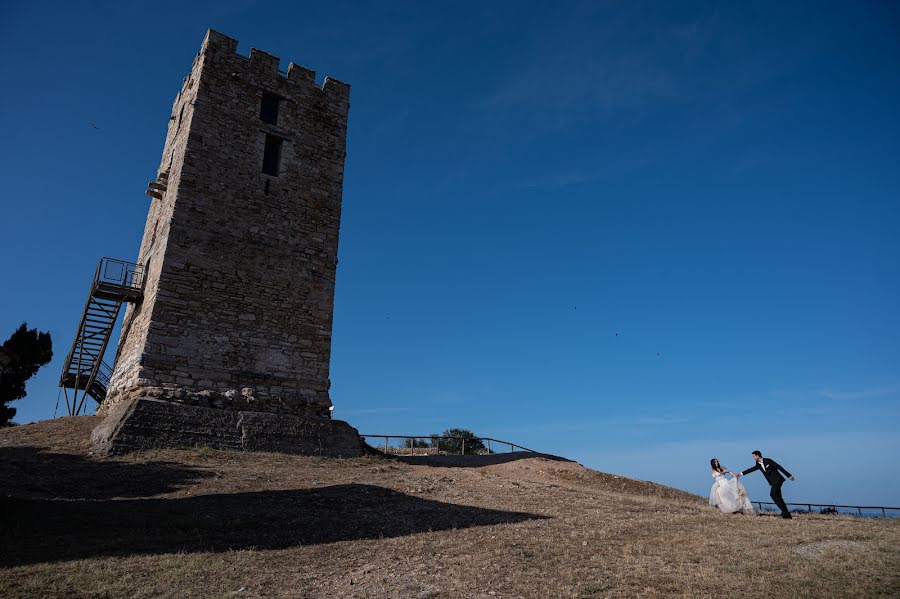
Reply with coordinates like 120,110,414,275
92,398,365,457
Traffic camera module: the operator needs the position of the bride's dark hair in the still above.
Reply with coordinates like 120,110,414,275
710,458,724,472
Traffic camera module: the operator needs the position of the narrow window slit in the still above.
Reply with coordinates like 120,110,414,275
260,92,280,125
262,135,283,176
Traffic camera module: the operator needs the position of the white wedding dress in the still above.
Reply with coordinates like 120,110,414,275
709,472,755,514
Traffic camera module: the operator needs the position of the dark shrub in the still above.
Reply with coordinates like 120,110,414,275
431,428,485,455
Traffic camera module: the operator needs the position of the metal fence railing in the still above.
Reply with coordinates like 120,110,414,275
96,257,146,292
361,434,538,456
94,360,113,390
754,501,900,518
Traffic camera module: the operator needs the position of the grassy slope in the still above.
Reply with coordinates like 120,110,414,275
1,417,898,598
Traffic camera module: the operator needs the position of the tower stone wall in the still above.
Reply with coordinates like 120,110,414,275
102,30,350,423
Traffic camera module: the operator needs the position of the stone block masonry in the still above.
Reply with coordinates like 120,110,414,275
93,398,365,457
94,30,361,456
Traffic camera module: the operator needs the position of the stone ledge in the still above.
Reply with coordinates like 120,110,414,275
91,397,364,457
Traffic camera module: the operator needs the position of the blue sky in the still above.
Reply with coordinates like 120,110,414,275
1,2,899,505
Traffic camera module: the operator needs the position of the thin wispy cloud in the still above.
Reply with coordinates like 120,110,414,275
468,10,722,127
338,406,415,416
410,386,502,406
492,422,594,436
470,40,681,125
818,384,900,401
511,149,655,192
637,416,690,426
514,169,602,192
694,400,741,409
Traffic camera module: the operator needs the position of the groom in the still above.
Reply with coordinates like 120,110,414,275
736,450,795,519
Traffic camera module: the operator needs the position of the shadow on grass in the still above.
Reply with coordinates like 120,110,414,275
388,451,574,468
1,484,546,566
0,446,212,500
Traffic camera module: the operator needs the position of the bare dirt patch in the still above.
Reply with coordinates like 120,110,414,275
2,416,899,598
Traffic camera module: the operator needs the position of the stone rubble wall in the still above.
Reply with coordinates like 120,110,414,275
103,55,202,414
102,30,350,419
92,398,365,457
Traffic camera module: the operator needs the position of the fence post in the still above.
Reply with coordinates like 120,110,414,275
882,508,886,518
384,437,388,453
858,507,862,517
487,439,491,455
462,438,466,456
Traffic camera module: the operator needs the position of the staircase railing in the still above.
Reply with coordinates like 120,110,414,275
92,257,146,300
59,258,146,416
94,359,113,390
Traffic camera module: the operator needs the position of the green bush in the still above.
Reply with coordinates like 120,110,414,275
430,428,485,455
402,437,430,448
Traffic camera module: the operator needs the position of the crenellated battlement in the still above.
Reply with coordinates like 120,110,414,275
199,29,349,100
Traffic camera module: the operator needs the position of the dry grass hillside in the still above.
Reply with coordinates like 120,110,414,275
1,417,898,598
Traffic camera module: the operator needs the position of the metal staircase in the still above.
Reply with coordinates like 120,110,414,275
59,258,146,416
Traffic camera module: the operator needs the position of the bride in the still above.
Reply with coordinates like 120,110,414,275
709,458,755,514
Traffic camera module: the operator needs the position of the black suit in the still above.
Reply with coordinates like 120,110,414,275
742,458,793,516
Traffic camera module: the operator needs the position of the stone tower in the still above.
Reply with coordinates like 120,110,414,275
93,30,363,456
